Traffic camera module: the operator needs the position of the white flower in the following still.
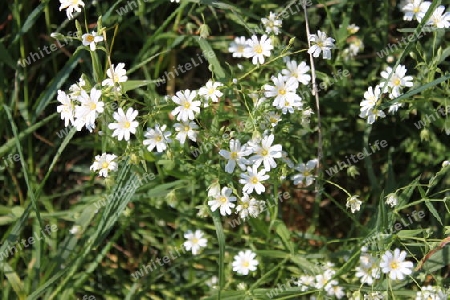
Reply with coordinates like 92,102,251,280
264,73,301,110
143,124,172,152
228,36,248,58
198,80,223,105
359,107,386,124
208,187,236,216
236,194,261,220
415,286,447,300
346,195,362,213
82,31,104,51
102,63,128,90
355,253,381,285
291,159,318,186
266,112,281,128
232,250,258,275
348,37,364,56
90,153,118,177
314,269,336,290
59,0,84,19
295,275,315,291
239,165,269,195
183,230,207,255
170,89,201,122
388,102,403,114
56,90,75,127
380,248,414,280
281,59,311,85
425,5,450,28
261,12,282,35
327,285,345,299
347,24,360,34
380,65,413,98
69,225,81,234
248,134,283,172
244,35,273,65
308,30,335,60
385,193,398,207
108,107,139,141
219,139,252,173
402,0,431,21
442,160,450,168
68,77,86,99
173,121,198,145
360,85,381,112
74,87,104,131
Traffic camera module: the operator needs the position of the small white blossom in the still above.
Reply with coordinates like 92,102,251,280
308,30,335,60
291,159,318,186
56,90,75,127
239,165,269,195
143,124,172,152
380,248,414,281
219,139,252,173
346,195,362,213
170,90,201,122
82,31,104,51
244,35,273,65
228,36,248,58
385,193,398,207
198,80,223,105
102,63,128,90
173,121,198,145
261,12,282,35
183,230,207,255
59,0,85,19
90,153,118,177
232,250,259,275
208,187,236,216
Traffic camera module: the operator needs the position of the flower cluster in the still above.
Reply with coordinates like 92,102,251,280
359,64,414,124
341,24,364,61
401,1,450,28
295,262,345,299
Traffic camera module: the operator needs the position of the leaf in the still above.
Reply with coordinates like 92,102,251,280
273,220,294,254
121,80,153,93
424,199,443,225
0,41,16,69
196,38,226,79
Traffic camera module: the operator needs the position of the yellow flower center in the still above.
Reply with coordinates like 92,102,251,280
184,126,190,131
219,196,227,204
317,41,324,48
242,261,250,268
192,237,199,244
86,35,95,42
184,101,191,109
251,177,259,184
155,135,162,142
261,149,268,156
254,45,263,54
393,78,401,86
303,170,311,176
208,88,215,95
390,261,398,270
230,152,238,160
124,121,131,128
102,162,109,169
270,117,277,123
90,102,97,110
279,89,286,95
413,7,419,13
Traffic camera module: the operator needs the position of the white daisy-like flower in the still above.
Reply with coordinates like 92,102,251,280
327,285,345,299
314,269,336,290
170,89,201,122
228,36,248,58
108,107,139,141
388,102,404,114
348,37,364,56
102,63,128,90
360,85,381,112
261,12,282,35
308,30,335,60
68,77,86,99
219,139,252,173
385,193,398,207
291,159,318,186
59,0,85,19
359,107,386,124
415,285,447,300
244,35,273,65
143,124,172,152
74,87,104,131
295,275,315,291
346,195,362,213
173,121,198,145
56,90,75,127
266,112,282,128
264,73,301,109
281,59,311,85
236,193,260,220
198,80,223,106
232,250,259,275
239,165,269,195
355,252,381,285
90,153,118,177
248,134,283,172
380,65,413,98
402,0,431,21
379,248,414,280
424,5,450,28
208,187,236,216
82,31,104,51
183,230,207,255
